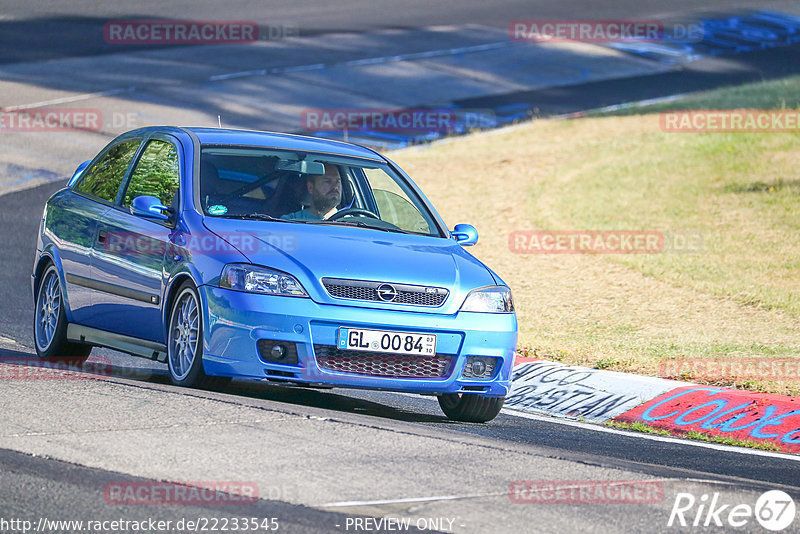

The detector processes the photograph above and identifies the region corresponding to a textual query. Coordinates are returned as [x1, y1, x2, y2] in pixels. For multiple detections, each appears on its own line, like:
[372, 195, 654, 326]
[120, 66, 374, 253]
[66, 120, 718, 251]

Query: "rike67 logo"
[668, 490, 796, 531]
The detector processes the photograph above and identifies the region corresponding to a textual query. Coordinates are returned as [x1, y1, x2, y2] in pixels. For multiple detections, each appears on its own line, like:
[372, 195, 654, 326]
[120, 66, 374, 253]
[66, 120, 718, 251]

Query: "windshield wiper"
[313, 219, 412, 234]
[222, 213, 308, 223]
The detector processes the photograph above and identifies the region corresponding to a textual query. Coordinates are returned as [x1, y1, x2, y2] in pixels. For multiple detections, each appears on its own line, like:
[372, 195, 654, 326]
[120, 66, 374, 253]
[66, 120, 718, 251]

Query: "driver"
[282, 163, 341, 220]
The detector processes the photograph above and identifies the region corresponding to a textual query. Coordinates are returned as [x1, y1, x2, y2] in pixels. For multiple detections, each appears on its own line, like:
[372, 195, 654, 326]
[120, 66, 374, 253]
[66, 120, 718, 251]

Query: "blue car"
[32, 127, 517, 422]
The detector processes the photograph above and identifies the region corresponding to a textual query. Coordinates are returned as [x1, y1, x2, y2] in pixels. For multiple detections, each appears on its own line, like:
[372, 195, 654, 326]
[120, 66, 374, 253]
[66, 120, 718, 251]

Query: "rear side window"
[122, 139, 180, 208]
[75, 139, 141, 203]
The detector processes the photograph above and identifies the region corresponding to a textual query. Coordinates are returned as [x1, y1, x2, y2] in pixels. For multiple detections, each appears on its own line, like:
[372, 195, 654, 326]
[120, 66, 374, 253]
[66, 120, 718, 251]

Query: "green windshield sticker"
[208, 205, 228, 215]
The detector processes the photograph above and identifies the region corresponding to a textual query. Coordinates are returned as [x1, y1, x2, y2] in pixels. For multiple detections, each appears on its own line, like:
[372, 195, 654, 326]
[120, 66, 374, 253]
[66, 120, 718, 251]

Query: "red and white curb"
[507, 358, 800, 454]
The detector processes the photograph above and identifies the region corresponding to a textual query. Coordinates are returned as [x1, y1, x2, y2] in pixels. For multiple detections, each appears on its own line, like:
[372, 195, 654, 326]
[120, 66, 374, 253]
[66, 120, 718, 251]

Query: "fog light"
[257, 340, 299, 365]
[271, 345, 286, 360]
[463, 356, 497, 379]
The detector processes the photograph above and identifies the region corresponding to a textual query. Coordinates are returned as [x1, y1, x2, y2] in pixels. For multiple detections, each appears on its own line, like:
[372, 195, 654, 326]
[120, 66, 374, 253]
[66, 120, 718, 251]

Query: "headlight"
[460, 286, 514, 313]
[220, 264, 308, 297]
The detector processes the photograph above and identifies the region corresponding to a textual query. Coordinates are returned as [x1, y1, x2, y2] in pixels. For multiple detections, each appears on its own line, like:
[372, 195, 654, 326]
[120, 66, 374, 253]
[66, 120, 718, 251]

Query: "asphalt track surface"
[2, 1, 800, 533]
[455, 43, 800, 115]
[3, 184, 800, 533]
[0, 0, 795, 64]
[0, 447, 382, 534]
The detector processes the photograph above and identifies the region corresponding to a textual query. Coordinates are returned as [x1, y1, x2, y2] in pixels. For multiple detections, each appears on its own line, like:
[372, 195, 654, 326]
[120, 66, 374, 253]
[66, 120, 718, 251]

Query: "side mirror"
[451, 223, 478, 246]
[67, 160, 91, 187]
[131, 195, 169, 221]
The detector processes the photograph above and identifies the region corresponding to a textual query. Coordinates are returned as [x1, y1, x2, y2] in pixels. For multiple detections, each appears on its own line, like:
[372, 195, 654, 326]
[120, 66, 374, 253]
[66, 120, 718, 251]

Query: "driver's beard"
[312, 193, 338, 214]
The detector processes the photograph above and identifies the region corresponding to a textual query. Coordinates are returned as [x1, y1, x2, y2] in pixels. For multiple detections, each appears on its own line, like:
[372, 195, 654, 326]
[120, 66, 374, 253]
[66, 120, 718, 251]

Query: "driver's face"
[308, 166, 342, 212]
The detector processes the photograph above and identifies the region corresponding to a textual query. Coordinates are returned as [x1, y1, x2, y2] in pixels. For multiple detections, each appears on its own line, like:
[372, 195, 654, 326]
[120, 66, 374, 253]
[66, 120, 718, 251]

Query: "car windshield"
[199, 146, 440, 236]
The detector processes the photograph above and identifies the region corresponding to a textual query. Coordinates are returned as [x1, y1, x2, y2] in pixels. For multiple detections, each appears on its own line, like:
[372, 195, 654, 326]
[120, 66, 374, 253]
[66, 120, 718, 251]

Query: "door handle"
[97, 229, 107, 244]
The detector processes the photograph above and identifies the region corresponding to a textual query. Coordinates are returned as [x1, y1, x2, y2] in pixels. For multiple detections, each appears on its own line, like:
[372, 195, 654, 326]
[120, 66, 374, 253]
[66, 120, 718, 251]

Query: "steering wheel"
[327, 208, 380, 221]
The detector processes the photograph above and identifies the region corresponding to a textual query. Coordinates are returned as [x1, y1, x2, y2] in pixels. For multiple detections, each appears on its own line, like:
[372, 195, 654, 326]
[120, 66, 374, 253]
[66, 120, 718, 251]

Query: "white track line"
[319, 477, 776, 510]
[551, 92, 695, 119]
[374, 392, 798, 460]
[1, 87, 136, 112]
[208, 41, 511, 81]
[320, 493, 496, 508]
[502, 408, 800, 462]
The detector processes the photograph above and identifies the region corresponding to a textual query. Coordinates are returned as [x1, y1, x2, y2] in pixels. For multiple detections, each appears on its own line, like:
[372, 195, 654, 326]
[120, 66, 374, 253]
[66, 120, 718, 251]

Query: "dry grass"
[392, 109, 800, 396]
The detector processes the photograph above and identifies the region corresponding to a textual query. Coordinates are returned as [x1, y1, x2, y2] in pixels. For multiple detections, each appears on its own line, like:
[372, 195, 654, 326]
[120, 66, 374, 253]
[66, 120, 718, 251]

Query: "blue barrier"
[605, 10, 800, 63]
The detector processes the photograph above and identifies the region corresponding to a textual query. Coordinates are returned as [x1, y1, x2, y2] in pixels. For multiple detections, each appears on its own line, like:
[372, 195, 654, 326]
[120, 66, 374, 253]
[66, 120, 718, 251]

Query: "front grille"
[322, 278, 448, 307]
[314, 345, 453, 378]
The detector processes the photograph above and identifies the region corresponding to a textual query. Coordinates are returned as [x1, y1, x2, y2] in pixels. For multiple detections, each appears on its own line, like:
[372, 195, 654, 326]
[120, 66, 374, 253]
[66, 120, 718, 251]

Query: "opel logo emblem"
[376, 283, 398, 302]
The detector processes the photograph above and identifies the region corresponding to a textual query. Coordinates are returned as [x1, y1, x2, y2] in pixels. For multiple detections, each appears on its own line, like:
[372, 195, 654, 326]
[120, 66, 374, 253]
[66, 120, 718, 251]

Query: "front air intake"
[314, 345, 453, 378]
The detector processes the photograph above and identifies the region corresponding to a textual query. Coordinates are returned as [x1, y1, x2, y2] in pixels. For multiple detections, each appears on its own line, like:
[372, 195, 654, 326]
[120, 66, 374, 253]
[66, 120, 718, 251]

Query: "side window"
[363, 168, 432, 234]
[122, 139, 180, 208]
[75, 139, 141, 203]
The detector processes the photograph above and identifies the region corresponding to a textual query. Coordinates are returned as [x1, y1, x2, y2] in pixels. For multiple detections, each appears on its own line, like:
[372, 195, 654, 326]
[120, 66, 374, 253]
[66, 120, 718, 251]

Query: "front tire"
[438, 393, 505, 423]
[33, 264, 91, 362]
[167, 282, 230, 390]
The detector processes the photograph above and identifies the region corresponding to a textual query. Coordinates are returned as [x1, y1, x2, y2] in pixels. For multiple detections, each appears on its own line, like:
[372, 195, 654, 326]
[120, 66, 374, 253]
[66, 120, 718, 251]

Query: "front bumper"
[200, 286, 517, 397]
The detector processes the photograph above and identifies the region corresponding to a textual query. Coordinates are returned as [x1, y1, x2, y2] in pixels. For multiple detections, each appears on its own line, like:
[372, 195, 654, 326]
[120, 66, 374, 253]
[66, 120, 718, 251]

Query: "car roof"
[140, 126, 384, 161]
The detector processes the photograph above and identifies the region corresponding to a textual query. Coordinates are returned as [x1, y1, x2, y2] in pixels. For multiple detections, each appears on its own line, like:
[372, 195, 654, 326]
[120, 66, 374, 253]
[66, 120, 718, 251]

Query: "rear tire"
[438, 393, 504, 423]
[33, 264, 91, 362]
[167, 281, 230, 390]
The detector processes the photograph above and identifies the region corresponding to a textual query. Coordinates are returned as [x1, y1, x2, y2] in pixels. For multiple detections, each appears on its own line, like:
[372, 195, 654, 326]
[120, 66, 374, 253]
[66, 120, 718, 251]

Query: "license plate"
[337, 328, 437, 356]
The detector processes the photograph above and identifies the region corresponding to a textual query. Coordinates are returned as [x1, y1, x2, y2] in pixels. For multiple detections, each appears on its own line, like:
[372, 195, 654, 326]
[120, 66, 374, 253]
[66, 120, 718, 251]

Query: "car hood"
[202, 218, 497, 313]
